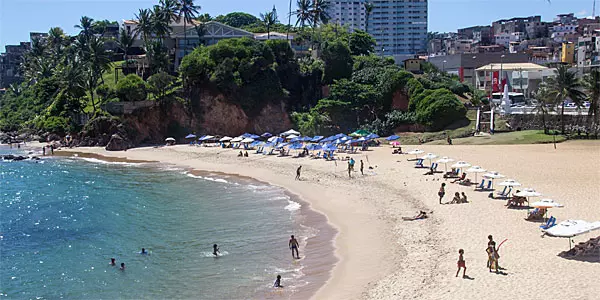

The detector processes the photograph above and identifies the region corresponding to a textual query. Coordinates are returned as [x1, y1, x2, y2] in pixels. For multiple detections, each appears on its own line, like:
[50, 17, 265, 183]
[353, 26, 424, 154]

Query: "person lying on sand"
[238, 151, 243, 157]
[451, 173, 466, 183]
[402, 211, 428, 221]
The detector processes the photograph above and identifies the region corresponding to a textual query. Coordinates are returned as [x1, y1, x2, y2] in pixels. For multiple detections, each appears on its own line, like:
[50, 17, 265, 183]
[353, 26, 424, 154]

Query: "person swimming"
[120, 263, 125, 270]
[141, 248, 148, 255]
[110, 258, 116, 266]
[213, 244, 220, 256]
[273, 275, 283, 288]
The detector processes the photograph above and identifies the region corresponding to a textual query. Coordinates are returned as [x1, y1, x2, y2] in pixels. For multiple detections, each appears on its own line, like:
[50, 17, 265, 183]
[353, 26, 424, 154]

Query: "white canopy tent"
[281, 129, 300, 136]
[219, 136, 233, 142]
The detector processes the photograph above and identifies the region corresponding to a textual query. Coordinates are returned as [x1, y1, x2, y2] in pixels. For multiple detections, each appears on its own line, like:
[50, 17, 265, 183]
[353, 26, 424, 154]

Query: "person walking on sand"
[456, 249, 467, 278]
[360, 160, 364, 175]
[295, 165, 302, 180]
[347, 161, 352, 178]
[289, 235, 300, 259]
[438, 183, 446, 204]
[487, 235, 500, 273]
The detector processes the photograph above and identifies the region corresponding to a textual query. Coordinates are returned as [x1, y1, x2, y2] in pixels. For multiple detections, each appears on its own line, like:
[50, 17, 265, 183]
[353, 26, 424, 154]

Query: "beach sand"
[52, 140, 600, 300]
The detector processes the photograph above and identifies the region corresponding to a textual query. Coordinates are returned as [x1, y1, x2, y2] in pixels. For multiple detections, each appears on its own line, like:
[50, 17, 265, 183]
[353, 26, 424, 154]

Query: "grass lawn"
[102, 60, 125, 90]
[395, 110, 477, 145]
[425, 130, 567, 145]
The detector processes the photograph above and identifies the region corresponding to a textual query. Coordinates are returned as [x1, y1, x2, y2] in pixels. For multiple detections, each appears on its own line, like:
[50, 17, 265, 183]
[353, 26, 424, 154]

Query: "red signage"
[459, 67, 464, 82]
[492, 71, 500, 92]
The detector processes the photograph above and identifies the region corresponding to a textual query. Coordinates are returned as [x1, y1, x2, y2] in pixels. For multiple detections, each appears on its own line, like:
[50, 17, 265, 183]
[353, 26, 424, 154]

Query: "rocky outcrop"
[105, 134, 132, 151]
[1, 155, 39, 161]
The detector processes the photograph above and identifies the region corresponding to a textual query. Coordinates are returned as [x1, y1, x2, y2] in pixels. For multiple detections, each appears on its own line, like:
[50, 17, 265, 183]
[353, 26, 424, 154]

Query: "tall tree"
[75, 16, 95, 41]
[545, 65, 586, 133]
[117, 28, 135, 70]
[160, 0, 181, 23]
[294, 0, 313, 31]
[260, 11, 277, 39]
[532, 86, 556, 134]
[583, 69, 600, 125]
[151, 4, 172, 42]
[310, 0, 330, 46]
[85, 36, 112, 113]
[135, 8, 154, 44]
[364, 2, 373, 33]
[177, 0, 201, 57]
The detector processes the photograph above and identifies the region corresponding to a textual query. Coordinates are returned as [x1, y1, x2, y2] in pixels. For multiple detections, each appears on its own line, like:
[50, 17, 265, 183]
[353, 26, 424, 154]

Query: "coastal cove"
[0, 145, 335, 299]
[50, 141, 600, 300]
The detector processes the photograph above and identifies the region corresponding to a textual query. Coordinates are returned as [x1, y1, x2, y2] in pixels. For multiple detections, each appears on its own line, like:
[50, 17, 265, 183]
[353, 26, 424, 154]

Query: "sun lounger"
[475, 179, 485, 189]
[496, 186, 512, 198]
[414, 159, 424, 168]
[540, 216, 556, 230]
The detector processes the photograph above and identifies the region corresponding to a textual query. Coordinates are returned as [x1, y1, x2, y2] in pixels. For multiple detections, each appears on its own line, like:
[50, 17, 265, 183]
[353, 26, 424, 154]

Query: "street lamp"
[472, 56, 477, 87]
[443, 60, 447, 72]
[500, 54, 506, 90]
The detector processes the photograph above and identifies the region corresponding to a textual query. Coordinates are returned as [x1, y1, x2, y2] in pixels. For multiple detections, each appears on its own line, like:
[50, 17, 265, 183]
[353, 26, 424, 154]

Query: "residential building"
[577, 35, 600, 71]
[550, 24, 578, 42]
[526, 46, 560, 64]
[494, 32, 524, 48]
[475, 62, 554, 98]
[427, 38, 443, 55]
[123, 19, 254, 69]
[328, 0, 428, 58]
[554, 13, 577, 25]
[457, 25, 492, 44]
[446, 39, 474, 55]
[0, 42, 30, 88]
[254, 32, 294, 41]
[403, 57, 424, 73]
[525, 20, 549, 39]
[492, 16, 541, 35]
[474, 44, 506, 53]
[561, 42, 575, 64]
[428, 53, 529, 87]
[329, 0, 367, 32]
[29, 32, 48, 42]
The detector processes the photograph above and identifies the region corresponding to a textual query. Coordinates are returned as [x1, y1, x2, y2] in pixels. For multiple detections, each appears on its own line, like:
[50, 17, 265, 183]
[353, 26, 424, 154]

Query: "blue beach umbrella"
[185, 134, 197, 139]
[366, 133, 380, 140]
[311, 136, 324, 142]
[261, 132, 273, 138]
[386, 135, 400, 141]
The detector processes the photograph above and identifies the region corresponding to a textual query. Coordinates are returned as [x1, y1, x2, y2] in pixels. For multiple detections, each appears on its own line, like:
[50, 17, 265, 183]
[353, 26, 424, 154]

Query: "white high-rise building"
[327, 0, 428, 57]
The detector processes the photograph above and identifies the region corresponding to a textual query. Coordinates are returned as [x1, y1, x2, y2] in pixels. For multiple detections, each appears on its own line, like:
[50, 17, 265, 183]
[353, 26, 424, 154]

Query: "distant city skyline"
[0, 0, 593, 52]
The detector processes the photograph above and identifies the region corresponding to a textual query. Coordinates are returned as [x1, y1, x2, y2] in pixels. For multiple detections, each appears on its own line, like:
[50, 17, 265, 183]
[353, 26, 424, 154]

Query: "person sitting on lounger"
[526, 208, 546, 220]
[506, 192, 526, 207]
[451, 173, 466, 183]
[402, 211, 428, 221]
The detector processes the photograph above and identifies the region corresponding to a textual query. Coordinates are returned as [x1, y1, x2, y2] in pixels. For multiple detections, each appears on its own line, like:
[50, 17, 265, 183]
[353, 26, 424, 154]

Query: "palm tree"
[260, 11, 277, 39]
[310, 0, 330, 46]
[583, 69, 600, 125]
[85, 36, 112, 112]
[364, 2, 373, 33]
[117, 28, 135, 70]
[151, 5, 171, 42]
[48, 27, 67, 60]
[75, 16, 95, 41]
[532, 86, 556, 134]
[160, 0, 181, 22]
[135, 8, 154, 44]
[294, 0, 313, 30]
[177, 0, 201, 56]
[545, 65, 586, 133]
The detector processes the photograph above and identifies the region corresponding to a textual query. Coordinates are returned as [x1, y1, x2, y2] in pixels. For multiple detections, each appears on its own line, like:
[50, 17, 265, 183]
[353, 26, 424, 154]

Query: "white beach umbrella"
[466, 166, 487, 183]
[281, 129, 300, 136]
[231, 136, 244, 142]
[482, 171, 505, 189]
[436, 157, 454, 172]
[515, 188, 542, 198]
[219, 136, 232, 142]
[420, 153, 438, 166]
[407, 149, 424, 160]
[543, 220, 600, 250]
[286, 134, 299, 139]
[531, 199, 564, 208]
[451, 161, 471, 170]
[165, 137, 175, 142]
[498, 179, 522, 187]
[241, 137, 255, 143]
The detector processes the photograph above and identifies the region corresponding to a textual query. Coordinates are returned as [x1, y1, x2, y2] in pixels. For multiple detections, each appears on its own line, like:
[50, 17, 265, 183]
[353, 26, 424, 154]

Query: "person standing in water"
[289, 235, 300, 259]
[141, 248, 148, 255]
[109, 258, 116, 266]
[213, 244, 220, 256]
[295, 165, 302, 180]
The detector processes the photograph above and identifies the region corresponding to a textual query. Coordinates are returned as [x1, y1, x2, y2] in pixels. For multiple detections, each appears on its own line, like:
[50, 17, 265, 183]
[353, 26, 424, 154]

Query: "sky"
[0, 0, 595, 52]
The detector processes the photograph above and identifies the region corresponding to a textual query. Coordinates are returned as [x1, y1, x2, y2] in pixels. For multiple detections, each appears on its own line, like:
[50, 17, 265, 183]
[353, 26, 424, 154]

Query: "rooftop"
[476, 62, 549, 71]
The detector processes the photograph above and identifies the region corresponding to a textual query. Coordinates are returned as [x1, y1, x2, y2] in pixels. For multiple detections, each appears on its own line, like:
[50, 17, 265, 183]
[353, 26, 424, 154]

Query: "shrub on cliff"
[321, 40, 353, 84]
[116, 74, 147, 102]
[415, 88, 467, 130]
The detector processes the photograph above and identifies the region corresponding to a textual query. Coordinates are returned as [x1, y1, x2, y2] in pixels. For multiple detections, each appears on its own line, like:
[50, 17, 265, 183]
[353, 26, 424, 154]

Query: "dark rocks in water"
[2, 155, 28, 161]
[105, 134, 132, 151]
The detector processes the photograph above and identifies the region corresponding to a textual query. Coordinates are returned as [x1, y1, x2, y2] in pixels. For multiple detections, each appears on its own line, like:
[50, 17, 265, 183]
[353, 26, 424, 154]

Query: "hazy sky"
[0, 0, 594, 51]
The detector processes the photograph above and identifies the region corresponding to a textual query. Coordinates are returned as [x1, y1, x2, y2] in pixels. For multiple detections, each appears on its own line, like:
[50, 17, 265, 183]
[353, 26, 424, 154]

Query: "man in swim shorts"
[289, 235, 300, 259]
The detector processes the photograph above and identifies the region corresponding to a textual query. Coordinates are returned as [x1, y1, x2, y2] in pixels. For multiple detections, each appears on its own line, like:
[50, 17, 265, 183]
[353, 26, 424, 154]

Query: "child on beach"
[438, 183, 446, 204]
[456, 249, 466, 278]
[273, 275, 283, 288]
[295, 166, 302, 180]
[487, 235, 500, 273]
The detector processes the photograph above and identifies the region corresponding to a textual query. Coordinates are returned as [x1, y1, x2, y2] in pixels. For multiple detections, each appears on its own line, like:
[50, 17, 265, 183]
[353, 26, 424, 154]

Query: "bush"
[147, 72, 175, 100]
[96, 84, 115, 104]
[37, 116, 72, 135]
[116, 74, 147, 102]
[322, 40, 353, 84]
[415, 89, 467, 130]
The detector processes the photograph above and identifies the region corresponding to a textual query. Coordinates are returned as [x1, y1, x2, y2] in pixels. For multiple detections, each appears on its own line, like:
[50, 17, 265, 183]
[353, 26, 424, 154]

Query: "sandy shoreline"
[26, 140, 600, 299]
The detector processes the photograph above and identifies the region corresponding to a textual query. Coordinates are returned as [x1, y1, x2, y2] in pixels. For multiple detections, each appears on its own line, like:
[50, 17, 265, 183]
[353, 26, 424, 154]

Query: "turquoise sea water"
[0, 146, 315, 299]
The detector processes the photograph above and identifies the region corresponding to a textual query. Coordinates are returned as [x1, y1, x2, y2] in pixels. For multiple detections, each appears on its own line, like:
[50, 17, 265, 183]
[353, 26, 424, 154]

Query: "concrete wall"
[103, 101, 155, 115]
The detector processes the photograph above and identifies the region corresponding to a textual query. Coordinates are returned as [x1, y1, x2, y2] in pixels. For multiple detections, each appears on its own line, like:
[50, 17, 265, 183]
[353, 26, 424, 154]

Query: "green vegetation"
[116, 74, 148, 102]
[424, 130, 567, 145]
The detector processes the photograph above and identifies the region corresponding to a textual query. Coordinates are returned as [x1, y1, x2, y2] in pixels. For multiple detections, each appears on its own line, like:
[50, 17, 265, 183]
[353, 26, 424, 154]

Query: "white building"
[329, 0, 366, 31]
[494, 32, 524, 48]
[550, 24, 578, 42]
[475, 62, 555, 98]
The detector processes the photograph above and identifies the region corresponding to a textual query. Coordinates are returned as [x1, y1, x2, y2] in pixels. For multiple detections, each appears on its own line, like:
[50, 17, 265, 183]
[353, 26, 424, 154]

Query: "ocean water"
[0, 146, 315, 299]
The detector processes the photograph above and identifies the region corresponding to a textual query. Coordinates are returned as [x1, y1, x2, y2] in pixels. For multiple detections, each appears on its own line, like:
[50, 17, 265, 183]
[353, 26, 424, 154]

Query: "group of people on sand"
[454, 234, 504, 278]
[238, 151, 249, 157]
